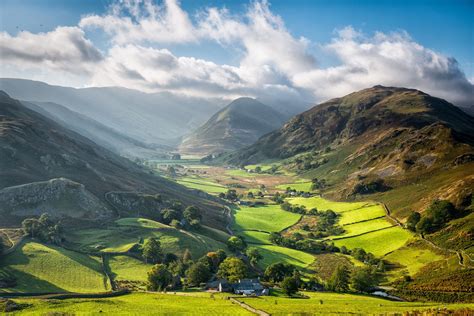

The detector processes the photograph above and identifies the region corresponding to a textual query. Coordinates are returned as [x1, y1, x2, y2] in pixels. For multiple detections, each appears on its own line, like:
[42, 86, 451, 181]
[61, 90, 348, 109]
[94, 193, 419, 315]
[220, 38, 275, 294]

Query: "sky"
[0, 0, 473, 106]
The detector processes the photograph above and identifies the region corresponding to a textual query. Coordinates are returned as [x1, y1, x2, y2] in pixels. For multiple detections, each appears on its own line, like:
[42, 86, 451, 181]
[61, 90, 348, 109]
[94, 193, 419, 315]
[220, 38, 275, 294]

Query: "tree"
[227, 236, 246, 252]
[264, 262, 295, 283]
[160, 209, 180, 225]
[186, 262, 211, 286]
[217, 257, 247, 282]
[225, 189, 238, 200]
[327, 265, 350, 292]
[147, 264, 172, 291]
[350, 267, 378, 293]
[416, 216, 434, 234]
[406, 212, 421, 232]
[143, 238, 162, 264]
[281, 276, 299, 296]
[255, 166, 262, 173]
[183, 206, 202, 228]
[215, 249, 227, 263]
[245, 247, 263, 266]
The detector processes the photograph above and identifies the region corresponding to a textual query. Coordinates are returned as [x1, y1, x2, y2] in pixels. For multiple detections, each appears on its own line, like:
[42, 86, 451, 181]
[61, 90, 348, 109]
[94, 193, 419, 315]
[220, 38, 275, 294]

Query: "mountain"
[22, 100, 169, 159]
[226, 86, 474, 218]
[0, 78, 225, 155]
[0, 91, 225, 229]
[179, 97, 287, 155]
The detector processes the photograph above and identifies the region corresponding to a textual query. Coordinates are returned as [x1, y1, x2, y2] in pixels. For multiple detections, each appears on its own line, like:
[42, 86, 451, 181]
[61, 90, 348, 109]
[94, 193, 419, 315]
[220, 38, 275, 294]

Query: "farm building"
[206, 279, 268, 296]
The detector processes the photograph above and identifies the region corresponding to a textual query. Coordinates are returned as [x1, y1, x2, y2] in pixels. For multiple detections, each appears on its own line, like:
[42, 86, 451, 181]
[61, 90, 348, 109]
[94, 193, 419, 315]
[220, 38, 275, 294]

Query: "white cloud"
[293, 26, 474, 106]
[0, 27, 102, 74]
[79, 0, 196, 44]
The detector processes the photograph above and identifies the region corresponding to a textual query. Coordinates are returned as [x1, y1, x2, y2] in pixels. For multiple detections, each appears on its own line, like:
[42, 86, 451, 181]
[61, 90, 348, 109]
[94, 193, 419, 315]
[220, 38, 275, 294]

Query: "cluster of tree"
[226, 236, 263, 267]
[352, 178, 390, 195]
[406, 200, 460, 234]
[219, 189, 238, 201]
[263, 263, 316, 296]
[269, 232, 339, 254]
[293, 152, 329, 171]
[340, 247, 385, 271]
[310, 178, 327, 191]
[327, 264, 379, 293]
[21, 213, 63, 245]
[280, 202, 307, 214]
[154, 205, 202, 230]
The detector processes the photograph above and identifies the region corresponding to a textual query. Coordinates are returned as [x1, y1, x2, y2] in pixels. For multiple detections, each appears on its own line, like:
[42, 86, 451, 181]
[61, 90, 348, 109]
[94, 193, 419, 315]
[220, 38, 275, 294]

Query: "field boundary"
[329, 225, 395, 241]
[230, 297, 270, 316]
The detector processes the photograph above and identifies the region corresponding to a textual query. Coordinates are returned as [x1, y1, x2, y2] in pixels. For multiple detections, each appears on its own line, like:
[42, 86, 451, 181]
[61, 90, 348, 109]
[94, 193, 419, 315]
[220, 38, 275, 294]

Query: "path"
[229, 297, 270, 316]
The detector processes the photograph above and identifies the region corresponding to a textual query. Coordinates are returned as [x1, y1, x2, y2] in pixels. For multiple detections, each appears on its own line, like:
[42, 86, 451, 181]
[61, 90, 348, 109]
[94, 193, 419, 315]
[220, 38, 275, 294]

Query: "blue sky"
[0, 0, 473, 105]
[1, 0, 472, 75]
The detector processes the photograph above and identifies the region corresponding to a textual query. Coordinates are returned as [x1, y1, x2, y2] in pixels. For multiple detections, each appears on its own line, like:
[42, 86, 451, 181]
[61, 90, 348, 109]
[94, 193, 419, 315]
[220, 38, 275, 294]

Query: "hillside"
[0, 78, 224, 153]
[0, 91, 225, 229]
[225, 86, 474, 218]
[23, 100, 168, 159]
[180, 97, 286, 155]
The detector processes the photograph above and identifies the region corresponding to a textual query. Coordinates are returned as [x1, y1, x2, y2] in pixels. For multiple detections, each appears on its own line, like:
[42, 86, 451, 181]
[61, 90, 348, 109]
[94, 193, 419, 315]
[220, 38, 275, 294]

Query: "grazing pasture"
[333, 226, 412, 257]
[240, 291, 474, 315]
[275, 181, 313, 192]
[287, 196, 369, 213]
[255, 245, 315, 269]
[0, 241, 108, 293]
[340, 218, 393, 237]
[232, 205, 301, 233]
[108, 255, 151, 284]
[176, 176, 227, 194]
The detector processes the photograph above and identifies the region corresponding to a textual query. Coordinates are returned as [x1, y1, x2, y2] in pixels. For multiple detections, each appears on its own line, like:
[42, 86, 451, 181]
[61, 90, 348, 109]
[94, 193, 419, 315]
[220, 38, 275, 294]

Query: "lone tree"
[147, 264, 172, 291]
[281, 276, 299, 296]
[350, 267, 378, 293]
[217, 257, 247, 282]
[406, 211, 421, 232]
[245, 247, 263, 266]
[186, 262, 211, 286]
[264, 262, 295, 283]
[227, 236, 246, 253]
[327, 264, 350, 292]
[183, 206, 202, 228]
[143, 238, 162, 264]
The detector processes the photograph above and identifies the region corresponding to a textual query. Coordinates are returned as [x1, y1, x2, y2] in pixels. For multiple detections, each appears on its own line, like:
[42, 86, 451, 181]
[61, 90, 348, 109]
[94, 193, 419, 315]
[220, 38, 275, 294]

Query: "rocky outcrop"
[0, 178, 113, 220]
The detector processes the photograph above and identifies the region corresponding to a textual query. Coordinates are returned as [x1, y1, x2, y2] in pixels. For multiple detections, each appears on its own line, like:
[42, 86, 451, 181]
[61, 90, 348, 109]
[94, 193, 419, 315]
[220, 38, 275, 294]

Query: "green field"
[287, 196, 369, 213]
[384, 244, 445, 280]
[240, 291, 474, 315]
[0, 241, 108, 293]
[68, 218, 226, 259]
[275, 181, 313, 192]
[108, 255, 152, 283]
[256, 245, 315, 269]
[226, 169, 270, 178]
[340, 218, 393, 237]
[338, 204, 386, 225]
[333, 226, 413, 257]
[245, 164, 274, 172]
[239, 230, 272, 245]
[176, 176, 227, 194]
[10, 292, 252, 315]
[232, 205, 301, 233]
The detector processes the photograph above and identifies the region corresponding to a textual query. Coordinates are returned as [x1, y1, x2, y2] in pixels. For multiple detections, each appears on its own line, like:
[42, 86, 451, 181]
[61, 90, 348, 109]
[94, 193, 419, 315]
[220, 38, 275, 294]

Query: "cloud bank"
[1, 0, 472, 107]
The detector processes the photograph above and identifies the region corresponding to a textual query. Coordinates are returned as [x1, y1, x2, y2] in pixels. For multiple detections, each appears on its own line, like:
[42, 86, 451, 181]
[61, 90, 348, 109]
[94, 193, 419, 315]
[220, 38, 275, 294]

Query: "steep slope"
[226, 86, 474, 217]
[0, 78, 224, 151]
[180, 97, 286, 155]
[0, 92, 225, 229]
[22, 101, 168, 158]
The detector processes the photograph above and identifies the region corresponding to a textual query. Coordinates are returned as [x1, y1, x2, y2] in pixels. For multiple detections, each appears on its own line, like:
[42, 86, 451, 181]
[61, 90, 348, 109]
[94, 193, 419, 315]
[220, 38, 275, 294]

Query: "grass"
[108, 255, 152, 283]
[256, 245, 315, 269]
[337, 204, 386, 225]
[275, 181, 313, 192]
[239, 231, 272, 245]
[11, 292, 253, 315]
[68, 218, 226, 259]
[0, 241, 108, 293]
[225, 169, 257, 178]
[333, 226, 413, 257]
[176, 176, 227, 194]
[245, 164, 274, 172]
[232, 205, 301, 233]
[340, 218, 393, 237]
[384, 243, 445, 280]
[287, 196, 369, 213]
[239, 291, 474, 315]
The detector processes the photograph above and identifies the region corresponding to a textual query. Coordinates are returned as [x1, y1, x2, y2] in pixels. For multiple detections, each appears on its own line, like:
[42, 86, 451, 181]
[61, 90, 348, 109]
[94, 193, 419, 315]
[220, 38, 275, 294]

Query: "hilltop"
[179, 97, 287, 155]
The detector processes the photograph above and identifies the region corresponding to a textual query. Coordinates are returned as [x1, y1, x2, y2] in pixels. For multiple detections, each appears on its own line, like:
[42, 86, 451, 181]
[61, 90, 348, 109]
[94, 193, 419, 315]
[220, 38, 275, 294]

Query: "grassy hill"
[180, 97, 286, 155]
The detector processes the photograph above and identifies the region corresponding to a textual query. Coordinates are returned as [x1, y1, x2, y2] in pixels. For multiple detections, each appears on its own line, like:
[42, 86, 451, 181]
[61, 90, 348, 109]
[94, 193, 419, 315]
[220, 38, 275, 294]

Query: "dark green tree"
[245, 247, 263, 266]
[406, 212, 421, 232]
[227, 236, 246, 252]
[143, 238, 162, 264]
[186, 262, 211, 286]
[281, 276, 299, 296]
[147, 264, 172, 291]
[183, 206, 202, 228]
[264, 262, 295, 283]
[327, 265, 350, 292]
[350, 267, 378, 293]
